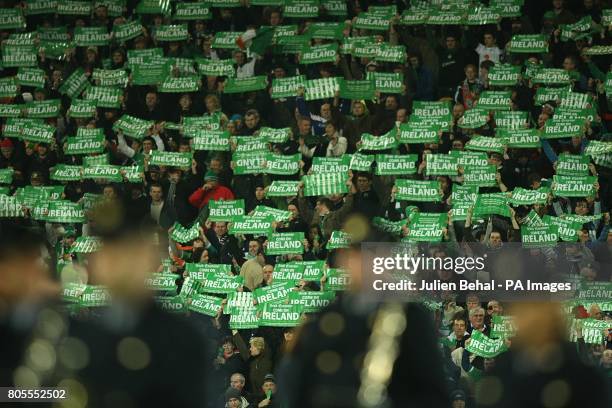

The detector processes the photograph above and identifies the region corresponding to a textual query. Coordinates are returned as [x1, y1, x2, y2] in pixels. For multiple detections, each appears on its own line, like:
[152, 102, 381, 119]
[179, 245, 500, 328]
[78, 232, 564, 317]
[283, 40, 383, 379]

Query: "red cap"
[0, 138, 13, 148]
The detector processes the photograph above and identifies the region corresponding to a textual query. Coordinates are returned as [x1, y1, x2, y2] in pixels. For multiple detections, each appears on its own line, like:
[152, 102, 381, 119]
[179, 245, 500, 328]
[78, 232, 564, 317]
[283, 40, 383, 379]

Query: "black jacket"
[276, 296, 449, 408]
[205, 230, 244, 266]
[66, 303, 211, 408]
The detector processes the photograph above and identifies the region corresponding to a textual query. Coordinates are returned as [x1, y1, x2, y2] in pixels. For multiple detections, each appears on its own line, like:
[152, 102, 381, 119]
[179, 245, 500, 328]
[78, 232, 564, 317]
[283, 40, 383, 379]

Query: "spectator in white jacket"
[324, 122, 347, 157]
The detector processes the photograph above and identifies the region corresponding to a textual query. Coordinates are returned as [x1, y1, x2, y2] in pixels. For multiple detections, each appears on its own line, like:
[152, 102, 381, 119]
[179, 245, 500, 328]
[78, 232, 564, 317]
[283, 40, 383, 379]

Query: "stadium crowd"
[0, 0, 611, 407]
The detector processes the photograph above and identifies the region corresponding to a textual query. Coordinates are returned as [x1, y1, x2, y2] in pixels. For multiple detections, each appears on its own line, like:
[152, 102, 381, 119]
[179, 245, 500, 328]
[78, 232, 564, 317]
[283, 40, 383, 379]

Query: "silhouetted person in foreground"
[61, 202, 211, 408]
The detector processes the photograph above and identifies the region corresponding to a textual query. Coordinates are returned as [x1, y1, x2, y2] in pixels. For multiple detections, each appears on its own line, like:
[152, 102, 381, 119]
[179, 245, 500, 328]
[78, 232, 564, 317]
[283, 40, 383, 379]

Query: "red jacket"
[188, 185, 235, 209]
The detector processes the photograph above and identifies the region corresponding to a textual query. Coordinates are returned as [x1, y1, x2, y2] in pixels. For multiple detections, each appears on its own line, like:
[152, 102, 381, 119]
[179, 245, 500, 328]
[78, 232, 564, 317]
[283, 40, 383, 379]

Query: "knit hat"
[263, 374, 276, 383]
[225, 387, 241, 402]
[204, 171, 219, 182]
[0, 139, 13, 148]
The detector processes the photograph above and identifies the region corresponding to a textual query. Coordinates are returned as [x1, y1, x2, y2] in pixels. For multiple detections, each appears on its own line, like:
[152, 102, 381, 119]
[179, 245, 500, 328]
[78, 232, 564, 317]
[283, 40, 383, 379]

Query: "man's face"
[385, 96, 397, 110]
[315, 200, 329, 215]
[396, 108, 407, 123]
[270, 11, 281, 26]
[356, 176, 371, 192]
[0, 146, 12, 158]
[145, 93, 157, 109]
[112, 52, 123, 64]
[484, 358, 496, 371]
[320, 103, 331, 119]
[214, 222, 228, 236]
[205, 96, 217, 112]
[210, 159, 222, 173]
[103, 186, 116, 199]
[228, 398, 240, 408]
[248, 240, 260, 257]
[244, 114, 258, 129]
[479, 67, 489, 80]
[483, 34, 495, 47]
[255, 187, 265, 200]
[537, 113, 549, 127]
[143, 140, 154, 153]
[488, 156, 501, 167]
[205, 179, 219, 191]
[563, 57, 575, 71]
[94, 6, 108, 19]
[489, 232, 502, 247]
[233, 51, 245, 65]
[261, 381, 276, 394]
[150, 186, 162, 202]
[179, 95, 191, 109]
[168, 170, 181, 183]
[470, 310, 485, 328]
[452, 401, 465, 408]
[263, 265, 273, 281]
[453, 320, 466, 337]
[36, 145, 48, 156]
[465, 66, 476, 81]
[437, 176, 449, 192]
[452, 104, 465, 119]
[298, 119, 311, 135]
[230, 375, 244, 390]
[602, 349, 612, 366]
[466, 297, 479, 310]
[446, 37, 457, 49]
[577, 229, 590, 242]
[177, 142, 189, 153]
[30, 174, 43, 186]
[273, 67, 286, 78]
[553, 0, 563, 9]
[409, 56, 419, 68]
[287, 204, 298, 218]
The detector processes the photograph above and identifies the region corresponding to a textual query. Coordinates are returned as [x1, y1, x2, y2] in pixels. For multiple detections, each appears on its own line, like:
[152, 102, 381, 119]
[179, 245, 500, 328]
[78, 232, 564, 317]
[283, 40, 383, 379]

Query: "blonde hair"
[204, 94, 220, 110]
[249, 337, 265, 352]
